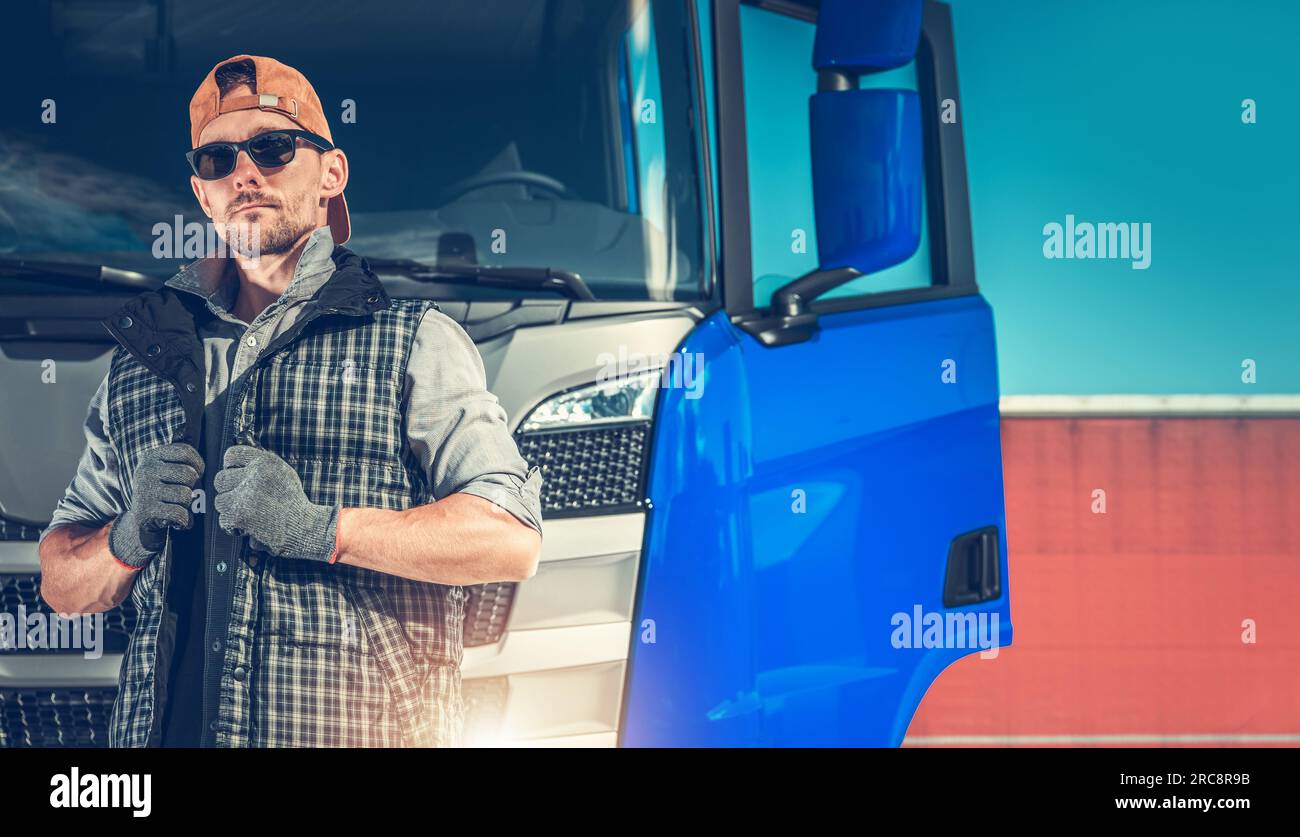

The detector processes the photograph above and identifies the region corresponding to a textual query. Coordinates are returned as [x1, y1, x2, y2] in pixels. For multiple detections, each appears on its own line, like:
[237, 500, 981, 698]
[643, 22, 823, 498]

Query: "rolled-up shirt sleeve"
[403, 307, 543, 536]
[38, 369, 128, 546]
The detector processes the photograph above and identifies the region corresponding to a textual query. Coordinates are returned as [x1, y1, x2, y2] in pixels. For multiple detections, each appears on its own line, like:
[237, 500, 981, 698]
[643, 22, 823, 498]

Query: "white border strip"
[905, 733, 1300, 745]
[1000, 395, 1300, 417]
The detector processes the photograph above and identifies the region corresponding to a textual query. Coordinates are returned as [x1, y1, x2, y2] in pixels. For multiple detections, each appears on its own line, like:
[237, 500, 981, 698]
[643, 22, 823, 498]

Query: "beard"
[222, 193, 316, 257]
[250, 209, 314, 255]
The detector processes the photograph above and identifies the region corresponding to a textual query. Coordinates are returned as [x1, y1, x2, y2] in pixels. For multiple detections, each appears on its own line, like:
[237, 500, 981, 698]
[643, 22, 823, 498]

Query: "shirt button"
[209, 721, 218, 731]
[233, 666, 247, 681]
[211, 640, 222, 653]
[245, 334, 257, 347]
[146, 343, 161, 357]
[185, 381, 196, 392]
[116, 315, 133, 329]
[216, 561, 227, 573]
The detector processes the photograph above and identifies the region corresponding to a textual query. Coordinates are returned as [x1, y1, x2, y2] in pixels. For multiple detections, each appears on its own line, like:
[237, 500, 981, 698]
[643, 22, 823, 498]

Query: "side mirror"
[810, 0, 923, 274]
[810, 88, 922, 273]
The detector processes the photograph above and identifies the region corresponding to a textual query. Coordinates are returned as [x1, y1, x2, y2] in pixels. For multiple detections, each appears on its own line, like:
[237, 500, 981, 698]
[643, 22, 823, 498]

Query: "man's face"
[190, 87, 344, 256]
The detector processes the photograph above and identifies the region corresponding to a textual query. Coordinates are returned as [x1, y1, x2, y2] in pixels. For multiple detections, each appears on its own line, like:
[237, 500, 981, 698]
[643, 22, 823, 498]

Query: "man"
[37, 55, 544, 748]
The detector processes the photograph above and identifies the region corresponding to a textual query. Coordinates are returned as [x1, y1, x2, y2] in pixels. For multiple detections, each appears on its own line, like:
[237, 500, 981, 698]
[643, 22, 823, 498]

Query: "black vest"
[102, 247, 464, 747]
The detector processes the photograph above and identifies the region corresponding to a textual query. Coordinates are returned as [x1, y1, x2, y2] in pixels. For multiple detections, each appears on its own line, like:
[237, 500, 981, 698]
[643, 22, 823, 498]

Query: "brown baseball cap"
[189, 54, 349, 245]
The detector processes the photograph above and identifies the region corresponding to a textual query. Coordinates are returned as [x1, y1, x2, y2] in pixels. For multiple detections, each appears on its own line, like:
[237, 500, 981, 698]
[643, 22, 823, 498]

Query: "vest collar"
[163, 224, 339, 314]
[102, 244, 391, 360]
[99, 244, 392, 448]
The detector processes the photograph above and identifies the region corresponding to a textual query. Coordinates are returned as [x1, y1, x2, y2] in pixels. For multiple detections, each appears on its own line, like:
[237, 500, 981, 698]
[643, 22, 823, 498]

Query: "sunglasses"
[185, 129, 334, 180]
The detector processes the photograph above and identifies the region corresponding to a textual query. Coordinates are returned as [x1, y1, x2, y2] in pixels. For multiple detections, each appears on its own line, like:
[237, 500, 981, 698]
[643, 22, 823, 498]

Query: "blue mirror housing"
[814, 0, 923, 73]
[810, 87, 923, 273]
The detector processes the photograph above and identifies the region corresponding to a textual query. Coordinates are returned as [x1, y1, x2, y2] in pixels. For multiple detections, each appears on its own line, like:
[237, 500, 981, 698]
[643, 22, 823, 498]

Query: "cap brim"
[328, 192, 350, 245]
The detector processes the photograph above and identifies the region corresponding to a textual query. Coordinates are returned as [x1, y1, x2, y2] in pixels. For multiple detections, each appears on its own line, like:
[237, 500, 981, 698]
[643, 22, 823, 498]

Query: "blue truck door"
[621, 0, 1013, 747]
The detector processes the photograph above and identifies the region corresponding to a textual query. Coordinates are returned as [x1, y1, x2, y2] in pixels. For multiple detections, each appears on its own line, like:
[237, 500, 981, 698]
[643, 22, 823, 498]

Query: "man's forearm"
[38, 521, 138, 614]
[333, 493, 542, 585]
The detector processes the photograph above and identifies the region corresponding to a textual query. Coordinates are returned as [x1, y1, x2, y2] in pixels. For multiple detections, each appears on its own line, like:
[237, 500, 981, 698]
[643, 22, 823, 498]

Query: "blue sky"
[947, 0, 1299, 393]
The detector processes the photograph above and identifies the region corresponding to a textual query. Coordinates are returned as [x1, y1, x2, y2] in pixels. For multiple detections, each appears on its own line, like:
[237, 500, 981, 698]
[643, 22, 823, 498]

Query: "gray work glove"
[213, 444, 340, 563]
[108, 442, 205, 570]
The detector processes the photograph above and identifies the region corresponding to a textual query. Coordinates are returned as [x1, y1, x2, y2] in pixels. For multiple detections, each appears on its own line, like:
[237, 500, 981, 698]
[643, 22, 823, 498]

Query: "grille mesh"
[0, 575, 137, 654]
[0, 517, 42, 542]
[515, 422, 649, 516]
[462, 582, 516, 647]
[0, 688, 117, 747]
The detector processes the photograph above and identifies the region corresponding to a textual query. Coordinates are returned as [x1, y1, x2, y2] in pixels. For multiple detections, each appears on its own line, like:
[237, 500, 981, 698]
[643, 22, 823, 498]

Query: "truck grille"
[0, 517, 42, 541]
[463, 582, 515, 647]
[0, 574, 137, 654]
[515, 422, 649, 517]
[0, 688, 117, 747]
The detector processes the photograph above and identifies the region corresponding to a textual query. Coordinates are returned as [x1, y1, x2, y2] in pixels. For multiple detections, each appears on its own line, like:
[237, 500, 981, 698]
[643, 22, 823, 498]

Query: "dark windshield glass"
[0, 0, 708, 301]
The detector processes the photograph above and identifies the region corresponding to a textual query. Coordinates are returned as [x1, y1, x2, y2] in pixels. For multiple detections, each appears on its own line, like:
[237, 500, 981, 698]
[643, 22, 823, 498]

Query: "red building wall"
[905, 417, 1300, 746]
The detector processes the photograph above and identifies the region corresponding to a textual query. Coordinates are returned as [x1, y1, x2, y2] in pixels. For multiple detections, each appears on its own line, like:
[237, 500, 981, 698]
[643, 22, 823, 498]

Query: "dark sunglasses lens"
[248, 132, 297, 167]
[193, 146, 236, 179]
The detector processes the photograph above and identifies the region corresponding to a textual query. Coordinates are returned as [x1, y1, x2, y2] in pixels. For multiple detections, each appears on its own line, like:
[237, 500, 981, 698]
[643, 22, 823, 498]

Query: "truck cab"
[0, 0, 1011, 747]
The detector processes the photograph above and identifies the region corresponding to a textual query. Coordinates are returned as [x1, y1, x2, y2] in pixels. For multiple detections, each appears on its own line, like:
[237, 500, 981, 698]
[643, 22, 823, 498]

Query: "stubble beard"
[224, 195, 316, 258]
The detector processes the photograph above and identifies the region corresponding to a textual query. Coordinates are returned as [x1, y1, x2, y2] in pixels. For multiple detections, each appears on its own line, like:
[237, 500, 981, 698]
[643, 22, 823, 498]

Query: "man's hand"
[213, 444, 340, 562]
[108, 442, 204, 570]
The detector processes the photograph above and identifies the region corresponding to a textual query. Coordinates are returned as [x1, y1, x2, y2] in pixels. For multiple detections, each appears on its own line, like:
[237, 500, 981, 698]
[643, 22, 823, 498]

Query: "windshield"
[0, 0, 708, 302]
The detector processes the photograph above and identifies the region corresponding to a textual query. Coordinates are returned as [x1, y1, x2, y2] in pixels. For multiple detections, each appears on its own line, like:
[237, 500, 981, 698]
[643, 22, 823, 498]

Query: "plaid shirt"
[41, 227, 542, 746]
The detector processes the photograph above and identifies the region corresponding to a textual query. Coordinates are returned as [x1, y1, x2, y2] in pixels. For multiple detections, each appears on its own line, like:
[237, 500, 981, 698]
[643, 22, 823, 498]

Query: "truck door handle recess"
[942, 526, 1001, 607]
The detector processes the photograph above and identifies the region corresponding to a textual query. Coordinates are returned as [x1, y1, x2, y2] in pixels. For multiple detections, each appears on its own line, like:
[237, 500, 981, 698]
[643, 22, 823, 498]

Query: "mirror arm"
[770, 266, 864, 318]
[735, 266, 863, 348]
[818, 68, 857, 92]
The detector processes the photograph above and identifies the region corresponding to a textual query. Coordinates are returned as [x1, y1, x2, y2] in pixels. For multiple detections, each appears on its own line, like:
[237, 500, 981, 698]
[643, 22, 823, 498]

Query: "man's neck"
[228, 229, 317, 325]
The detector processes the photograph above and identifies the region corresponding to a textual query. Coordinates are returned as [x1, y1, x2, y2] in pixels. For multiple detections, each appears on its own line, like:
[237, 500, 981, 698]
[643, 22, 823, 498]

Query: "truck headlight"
[514, 369, 661, 517]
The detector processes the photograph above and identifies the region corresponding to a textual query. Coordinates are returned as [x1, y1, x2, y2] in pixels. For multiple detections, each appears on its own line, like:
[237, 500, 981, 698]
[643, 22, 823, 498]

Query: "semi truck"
[0, 0, 1012, 747]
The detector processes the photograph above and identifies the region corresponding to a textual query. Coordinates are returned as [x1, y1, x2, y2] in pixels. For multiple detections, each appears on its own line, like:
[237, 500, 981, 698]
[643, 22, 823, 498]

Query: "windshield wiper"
[362, 257, 595, 301]
[0, 257, 159, 290]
